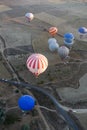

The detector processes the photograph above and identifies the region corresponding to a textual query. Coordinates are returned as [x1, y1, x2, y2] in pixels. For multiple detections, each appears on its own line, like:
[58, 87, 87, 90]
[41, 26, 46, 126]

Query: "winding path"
[0, 33, 85, 130]
[0, 78, 84, 130]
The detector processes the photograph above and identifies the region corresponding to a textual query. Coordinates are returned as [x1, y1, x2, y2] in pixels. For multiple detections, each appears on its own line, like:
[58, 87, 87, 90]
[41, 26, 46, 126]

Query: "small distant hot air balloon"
[49, 27, 58, 36]
[26, 53, 48, 77]
[25, 13, 34, 22]
[78, 27, 87, 34]
[64, 33, 74, 49]
[78, 27, 87, 39]
[64, 40, 74, 48]
[18, 95, 35, 111]
[64, 33, 74, 40]
[49, 42, 59, 52]
[58, 46, 69, 60]
[48, 38, 57, 45]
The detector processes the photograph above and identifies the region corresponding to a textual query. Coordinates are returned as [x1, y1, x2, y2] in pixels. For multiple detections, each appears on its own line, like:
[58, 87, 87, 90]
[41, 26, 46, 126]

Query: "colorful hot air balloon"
[26, 53, 48, 77]
[49, 42, 59, 52]
[48, 38, 57, 45]
[18, 95, 35, 111]
[25, 13, 34, 22]
[49, 27, 58, 36]
[58, 46, 69, 59]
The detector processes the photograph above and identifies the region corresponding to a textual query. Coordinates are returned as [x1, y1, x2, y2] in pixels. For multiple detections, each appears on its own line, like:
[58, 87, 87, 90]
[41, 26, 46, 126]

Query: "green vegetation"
[4, 114, 21, 125]
[21, 124, 30, 130]
[0, 108, 6, 124]
[16, 64, 26, 71]
[37, 80, 44, 85]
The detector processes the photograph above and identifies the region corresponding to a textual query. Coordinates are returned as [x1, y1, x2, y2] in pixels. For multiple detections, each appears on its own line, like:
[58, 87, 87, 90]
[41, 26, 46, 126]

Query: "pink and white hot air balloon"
[26, 53, 48, 77]
[25, 13, 34, 22]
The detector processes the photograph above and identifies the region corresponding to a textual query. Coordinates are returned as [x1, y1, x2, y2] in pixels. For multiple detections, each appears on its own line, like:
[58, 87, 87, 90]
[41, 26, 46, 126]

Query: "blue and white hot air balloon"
[78, 27, 87, 38]
[48, 38, 57, 45]
[18, 95, 35, 111]
[64, 33, 74, 40]
[78, 27, 87, 34]
[58, 46, 69, 59]
[49, 42, 59, 52]
[64, 40, 74, 48]
[64, 33, 74, 48]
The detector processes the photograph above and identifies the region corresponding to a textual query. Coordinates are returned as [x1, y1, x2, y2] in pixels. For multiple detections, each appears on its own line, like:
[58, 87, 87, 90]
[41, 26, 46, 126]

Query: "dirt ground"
[0, 0, 87, 129]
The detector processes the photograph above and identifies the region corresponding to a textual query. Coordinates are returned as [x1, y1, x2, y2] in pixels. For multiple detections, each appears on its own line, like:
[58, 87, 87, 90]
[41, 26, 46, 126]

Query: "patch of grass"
[37, 80, 44, 85]
[21, 124, 30, 130]
[4, 114, 21, 125]
[49, 76, 55, 81]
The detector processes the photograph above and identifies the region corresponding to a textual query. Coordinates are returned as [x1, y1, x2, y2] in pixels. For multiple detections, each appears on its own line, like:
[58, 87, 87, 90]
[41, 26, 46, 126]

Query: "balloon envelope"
[64, 40, 74, 47]
[64, 33, 74, 40]
[18, 95, 35, 111]
[58, 46, 69, 59]
[64, 38, 73, 43]
[48, 38, 57, 45]
[25, 13, 34, 21]
[78, 27, 87, 34]
[49, 27, 58, 36]
[49, 42, 59, 52]
[26, 53, 48, 77]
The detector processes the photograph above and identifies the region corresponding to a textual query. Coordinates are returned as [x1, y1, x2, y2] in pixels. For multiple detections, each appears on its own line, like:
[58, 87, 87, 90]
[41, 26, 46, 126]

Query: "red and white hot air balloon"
[48, 27, 58, 36]
[26, 53, 48, 77]
[25, 13, 34, 22]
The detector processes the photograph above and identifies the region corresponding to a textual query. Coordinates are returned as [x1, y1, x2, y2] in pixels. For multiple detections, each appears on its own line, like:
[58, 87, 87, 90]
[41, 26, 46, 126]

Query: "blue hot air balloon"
[64, 38, 73, 43]
[64, 40, 74, 48]
[78, 27, 87, 34]
[48, 38, 57, 45]
[49, 42, 59, 52]
[64, 33, 74, 40]
[18, 95, 35, 111]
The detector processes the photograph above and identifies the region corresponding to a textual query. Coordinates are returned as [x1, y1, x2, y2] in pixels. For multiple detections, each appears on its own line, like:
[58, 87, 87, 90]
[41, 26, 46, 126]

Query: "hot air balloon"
[49, 42, 59, 52]
[78, 27, 87, 34]
[48, 38, 57, 45]
[26, 53, 48, 77]
[78, 27, 87, 39]
[64, 33, 74, 40]
[25, 13, 34, 22]
[58, 46, 69, 59]
[64, 40, 74, 48]
[64, 38, 73, 43]
[49, 27, 58, 36]
[18, 95, 35, 111]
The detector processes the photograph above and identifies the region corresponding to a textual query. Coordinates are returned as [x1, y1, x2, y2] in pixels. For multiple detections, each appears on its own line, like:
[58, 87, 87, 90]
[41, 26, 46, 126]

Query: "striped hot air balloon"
[49, 27, 58, 36]
[25, 13, 34, 22]
[26, 53, 48, 77]
[58, 46, 69, 59]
